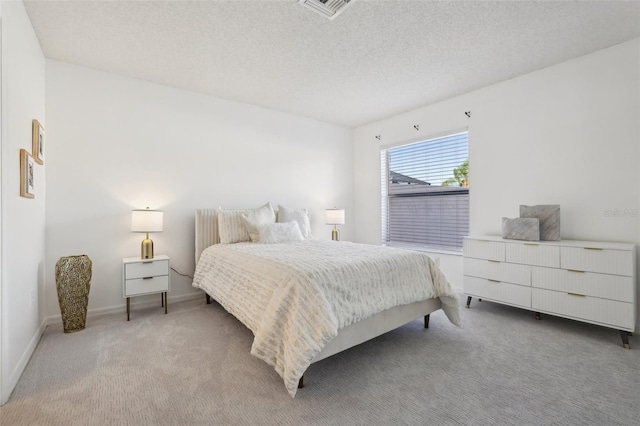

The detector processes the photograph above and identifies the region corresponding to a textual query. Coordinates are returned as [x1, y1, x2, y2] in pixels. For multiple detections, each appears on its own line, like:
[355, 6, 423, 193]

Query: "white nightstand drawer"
[125, 275, 169, 297]
[464, 276, 531, 308]
[464, 258, 531, 286]
[532, 288, 634, 330]
[560, 247, 633, 276]
[463, 238, 505, 261]
[532, 267, 633, 302]
[506, 242, 560, 267]
[126, 259, 169, 280]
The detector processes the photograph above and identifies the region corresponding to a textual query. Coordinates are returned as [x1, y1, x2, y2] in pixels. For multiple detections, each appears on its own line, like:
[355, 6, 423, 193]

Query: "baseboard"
[1, 318, 48, 406]
[44, 291, 203, 327]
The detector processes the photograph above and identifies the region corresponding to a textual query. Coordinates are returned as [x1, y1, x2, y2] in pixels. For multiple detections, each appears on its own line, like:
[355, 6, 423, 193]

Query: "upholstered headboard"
[195, 209, 219, 264]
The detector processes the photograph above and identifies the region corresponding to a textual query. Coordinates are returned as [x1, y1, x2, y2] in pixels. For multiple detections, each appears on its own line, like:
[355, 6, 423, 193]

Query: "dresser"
[463, 236, 636, 348]
[123, 255, 170, 321]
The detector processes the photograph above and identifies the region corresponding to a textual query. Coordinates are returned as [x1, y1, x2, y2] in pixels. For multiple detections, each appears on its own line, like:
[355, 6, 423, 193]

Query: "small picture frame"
[20, 149, 35, 198]
[32, 119, 44, 165]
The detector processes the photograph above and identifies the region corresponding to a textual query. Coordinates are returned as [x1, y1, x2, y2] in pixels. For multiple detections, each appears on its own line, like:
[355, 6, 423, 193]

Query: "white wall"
[1, 0, 46, 404]
[354, 39, 640, 303]
[45, 60, 354, 318]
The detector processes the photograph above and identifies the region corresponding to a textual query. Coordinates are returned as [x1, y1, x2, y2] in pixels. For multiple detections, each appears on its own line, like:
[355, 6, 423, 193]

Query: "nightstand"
[122, 255, 170, 321]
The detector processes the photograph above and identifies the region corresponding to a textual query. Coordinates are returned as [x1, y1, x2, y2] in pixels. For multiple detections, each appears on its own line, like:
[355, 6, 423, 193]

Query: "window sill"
[383, 242, 463, 256]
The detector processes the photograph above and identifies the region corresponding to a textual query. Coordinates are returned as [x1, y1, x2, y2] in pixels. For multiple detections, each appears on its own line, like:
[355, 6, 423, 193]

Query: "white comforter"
[192, 240, 460, 397]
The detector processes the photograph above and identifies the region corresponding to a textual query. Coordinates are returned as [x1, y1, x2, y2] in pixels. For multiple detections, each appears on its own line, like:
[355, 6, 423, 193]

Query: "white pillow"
[241, 204, 276, 242]
[277, 205, 312, 239]
[257, 222, 304, 244]
[218, 203, 274, 244]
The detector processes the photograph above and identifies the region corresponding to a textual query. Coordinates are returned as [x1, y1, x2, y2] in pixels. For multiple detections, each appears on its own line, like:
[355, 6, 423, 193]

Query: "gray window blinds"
[381, 132, 469, 252]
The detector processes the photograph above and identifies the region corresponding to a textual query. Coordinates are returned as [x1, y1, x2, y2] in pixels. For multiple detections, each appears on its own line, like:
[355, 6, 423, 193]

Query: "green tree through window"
[442, 159, 469, 187]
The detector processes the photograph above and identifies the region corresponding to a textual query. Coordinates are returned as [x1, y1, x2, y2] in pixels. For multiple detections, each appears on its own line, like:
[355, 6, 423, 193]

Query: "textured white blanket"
[193, 240, 460, 397]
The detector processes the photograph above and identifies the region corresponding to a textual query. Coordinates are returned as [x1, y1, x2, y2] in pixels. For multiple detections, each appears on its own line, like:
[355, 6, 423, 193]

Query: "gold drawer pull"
[568, 292, 586, 297]
[488, 260, 500, 263]
[142, 261, 153, 264]
[524, 243, 538, 246]
[584, 247, 603, 251]
[488, 279, 500, 283]
[567, 269, 585, 273]
[143, 276, 154, 280]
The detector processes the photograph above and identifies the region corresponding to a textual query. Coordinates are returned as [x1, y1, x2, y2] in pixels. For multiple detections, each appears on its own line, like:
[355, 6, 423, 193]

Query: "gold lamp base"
[331, 227, 340, 241]
[141, 233, 154, 259]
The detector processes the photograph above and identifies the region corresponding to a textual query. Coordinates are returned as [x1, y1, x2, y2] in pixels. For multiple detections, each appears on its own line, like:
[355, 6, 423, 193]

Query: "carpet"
[1, 296, 638, 425]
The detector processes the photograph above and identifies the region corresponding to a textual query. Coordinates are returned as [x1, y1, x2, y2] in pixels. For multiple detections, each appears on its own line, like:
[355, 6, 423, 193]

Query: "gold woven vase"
[55, 255, 92, 333]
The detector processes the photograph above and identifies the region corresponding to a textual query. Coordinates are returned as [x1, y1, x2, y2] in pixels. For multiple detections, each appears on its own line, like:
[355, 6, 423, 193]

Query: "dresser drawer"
[560, 247, 633, 276]
[531, 288, 634, 330]
[532, 267, 633, 302]
[125, 259, 169, 280]
[464, 258, 531, 286]
[464, 276, 531, 308]
[125, 275, 169, 297]
[463, 238, 505, 261]
[506, 242, 559, 267]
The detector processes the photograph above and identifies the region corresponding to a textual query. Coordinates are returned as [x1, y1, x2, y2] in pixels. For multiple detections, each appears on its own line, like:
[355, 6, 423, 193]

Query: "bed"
[192, 206, 460, 397]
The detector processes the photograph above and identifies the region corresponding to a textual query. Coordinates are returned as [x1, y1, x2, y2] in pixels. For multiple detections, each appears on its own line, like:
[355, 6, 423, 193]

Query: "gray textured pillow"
[519, 204, 560, 241]
[501, 217, 540, 241]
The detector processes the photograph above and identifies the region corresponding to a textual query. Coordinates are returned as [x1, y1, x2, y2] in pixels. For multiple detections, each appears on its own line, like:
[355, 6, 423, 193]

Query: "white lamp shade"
[325, 208, 345, 225]
[131, 209, 164, 233]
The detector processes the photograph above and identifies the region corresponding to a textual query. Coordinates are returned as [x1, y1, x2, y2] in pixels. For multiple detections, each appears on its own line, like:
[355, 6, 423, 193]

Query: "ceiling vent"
[298, 0, 355, 20]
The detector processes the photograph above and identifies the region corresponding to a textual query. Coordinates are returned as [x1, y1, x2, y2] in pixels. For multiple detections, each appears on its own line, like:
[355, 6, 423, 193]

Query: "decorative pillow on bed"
[276, 205, 312, 239]
[218, 203, 275, 244]
[257, 222, 304, 244]
[241, 204, 277, 242]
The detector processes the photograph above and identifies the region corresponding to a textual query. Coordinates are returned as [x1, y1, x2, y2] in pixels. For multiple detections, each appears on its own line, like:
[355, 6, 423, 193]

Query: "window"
[381, 131, 469, 253]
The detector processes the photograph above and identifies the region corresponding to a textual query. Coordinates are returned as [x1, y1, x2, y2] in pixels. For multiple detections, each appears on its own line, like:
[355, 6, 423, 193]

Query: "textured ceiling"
[24, 0, 640, 127]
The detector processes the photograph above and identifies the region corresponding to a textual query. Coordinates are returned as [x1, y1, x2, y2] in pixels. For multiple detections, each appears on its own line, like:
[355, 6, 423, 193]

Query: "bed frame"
[195, 208, 442, 388]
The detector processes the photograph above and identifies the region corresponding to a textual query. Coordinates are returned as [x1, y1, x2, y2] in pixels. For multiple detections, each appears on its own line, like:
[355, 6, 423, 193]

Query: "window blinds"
[381, 132, 469, 252]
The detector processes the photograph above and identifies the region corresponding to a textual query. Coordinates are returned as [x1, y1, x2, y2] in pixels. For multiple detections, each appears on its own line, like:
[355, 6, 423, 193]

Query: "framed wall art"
[20, 149, 35, 198]
[32, 119, 45, 165]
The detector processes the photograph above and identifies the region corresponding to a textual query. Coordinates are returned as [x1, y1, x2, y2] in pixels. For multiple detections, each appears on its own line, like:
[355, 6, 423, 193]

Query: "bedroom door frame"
[0, 18, 5, 406]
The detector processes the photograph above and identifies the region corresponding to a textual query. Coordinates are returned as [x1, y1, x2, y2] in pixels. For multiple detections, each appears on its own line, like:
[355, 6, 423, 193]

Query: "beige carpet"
[1, 296, 638, 425]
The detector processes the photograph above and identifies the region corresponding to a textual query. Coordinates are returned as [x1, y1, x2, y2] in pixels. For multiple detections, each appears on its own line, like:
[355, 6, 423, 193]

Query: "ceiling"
[23, 0, 640, 128]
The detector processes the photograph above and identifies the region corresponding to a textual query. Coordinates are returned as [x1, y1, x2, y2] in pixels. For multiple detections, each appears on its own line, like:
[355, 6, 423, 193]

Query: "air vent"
[298, 0, 355, 20]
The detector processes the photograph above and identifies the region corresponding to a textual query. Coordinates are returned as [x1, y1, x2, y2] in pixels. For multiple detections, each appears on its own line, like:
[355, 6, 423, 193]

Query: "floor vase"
[55, 255, 92, 333]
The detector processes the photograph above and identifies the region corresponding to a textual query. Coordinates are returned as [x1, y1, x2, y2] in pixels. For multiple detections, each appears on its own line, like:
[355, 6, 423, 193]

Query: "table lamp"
[325, 208, 345, 241]
[131, 207, 163, 259]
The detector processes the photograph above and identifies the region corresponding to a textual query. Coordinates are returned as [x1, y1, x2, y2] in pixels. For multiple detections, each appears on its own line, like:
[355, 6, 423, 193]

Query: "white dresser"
[463, 236, 637, 348]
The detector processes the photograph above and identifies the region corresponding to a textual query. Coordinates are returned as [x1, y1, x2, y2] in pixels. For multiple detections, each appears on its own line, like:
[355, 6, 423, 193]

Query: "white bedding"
[192, 239, 460, 397]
